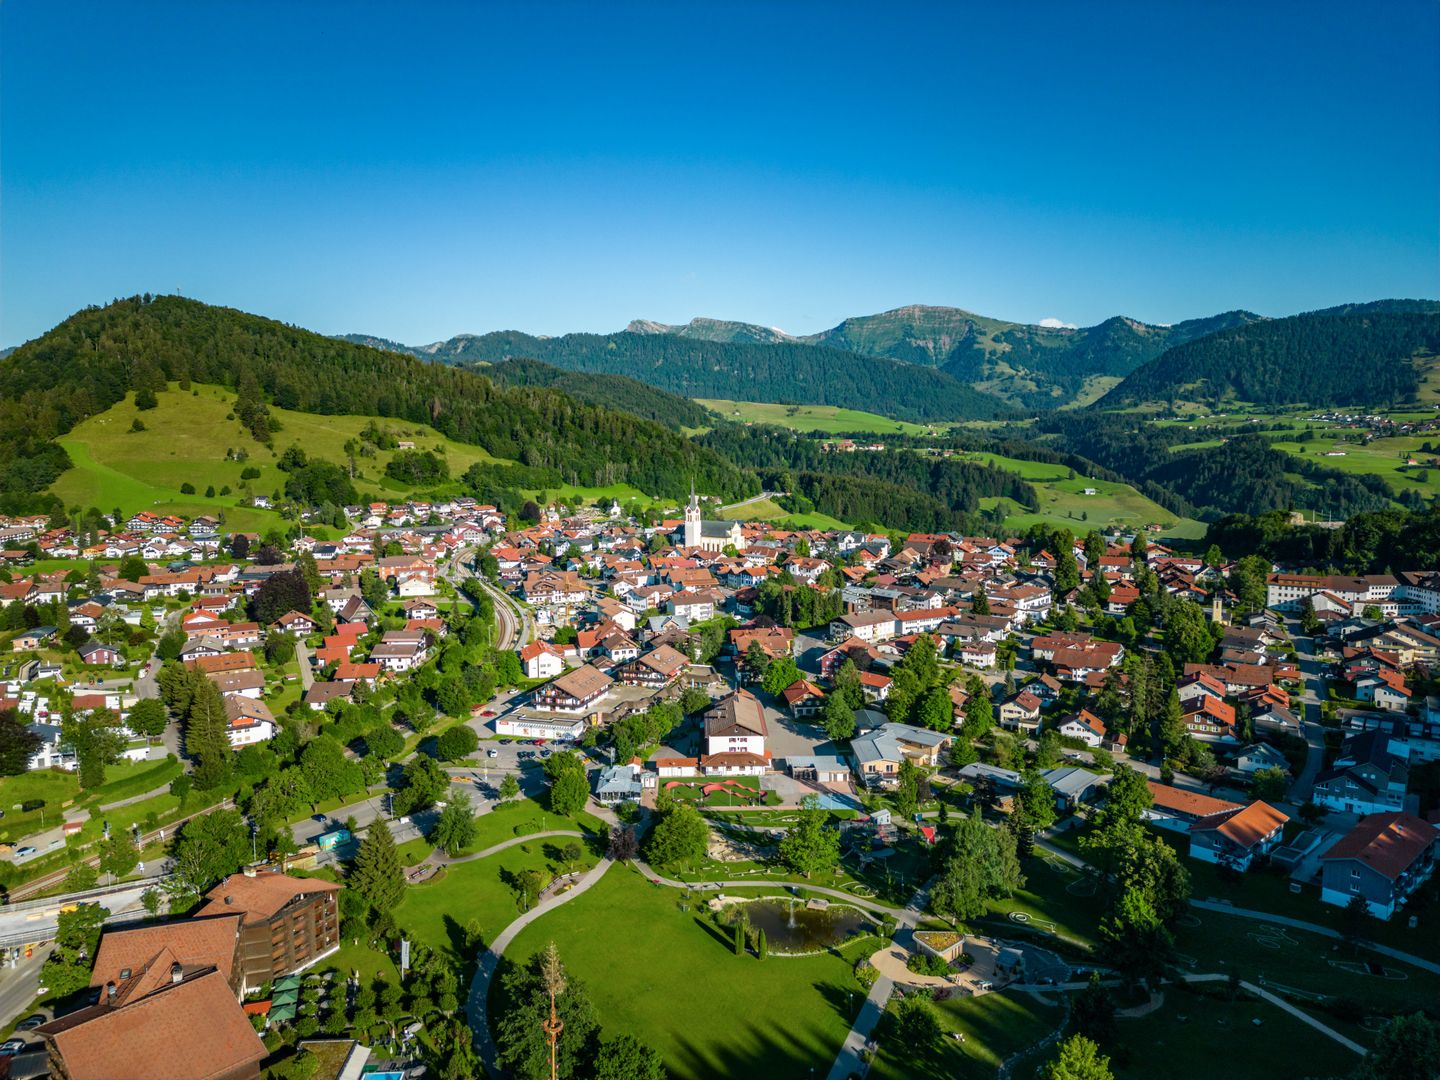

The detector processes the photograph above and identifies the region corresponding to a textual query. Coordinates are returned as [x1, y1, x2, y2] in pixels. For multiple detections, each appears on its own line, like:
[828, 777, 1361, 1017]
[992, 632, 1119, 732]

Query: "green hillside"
[694, 399, 940, 436]
[49, 384, 520, 527]
[1101, 308, 1440, 408]
[483, 358, 716, 430]
[800, 305, 1263, 409]
[0, 295, 755, 516]
[623, 316, 794, 346]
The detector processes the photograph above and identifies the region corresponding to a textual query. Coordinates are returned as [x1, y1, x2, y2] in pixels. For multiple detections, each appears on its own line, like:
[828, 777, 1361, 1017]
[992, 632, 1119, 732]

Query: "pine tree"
[350, 820, 405, 917]
[185, 678, 233, 790]
[756, 928, 768, 960]
[733, 920, 745, 956]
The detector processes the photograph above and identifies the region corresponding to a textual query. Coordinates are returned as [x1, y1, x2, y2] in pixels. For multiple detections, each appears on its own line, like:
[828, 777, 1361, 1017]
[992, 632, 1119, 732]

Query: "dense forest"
[0, 296, 757, 512]
[698, 423, 1036, 530]
[479, 358, 716, 430]
[1101, 308, 1440, 407]
[352, 327, 1016, 422]
[1205, 507, 1440, 574]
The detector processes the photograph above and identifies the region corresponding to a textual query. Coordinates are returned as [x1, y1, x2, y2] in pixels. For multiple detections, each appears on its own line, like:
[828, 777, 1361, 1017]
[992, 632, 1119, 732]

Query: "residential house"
[699, 690, 771, 775]
[519, 641, 568, 680]
[850, 723, 951, 788]
[534, 664, 613, 714]
[1187, 801, 1289, 872]
[1058, 709, 1108, 748]
[1312, 729, 1409, 815]
[1320, 813, 1438, 920]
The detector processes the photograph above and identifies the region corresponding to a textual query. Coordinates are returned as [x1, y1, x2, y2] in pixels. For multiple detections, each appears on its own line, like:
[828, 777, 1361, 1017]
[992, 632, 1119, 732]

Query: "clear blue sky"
[3, 1, 1437, 347]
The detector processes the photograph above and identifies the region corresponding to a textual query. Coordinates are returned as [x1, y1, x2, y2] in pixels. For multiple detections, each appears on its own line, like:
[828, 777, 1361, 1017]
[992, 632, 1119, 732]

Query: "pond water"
[739, 898, 874, 952]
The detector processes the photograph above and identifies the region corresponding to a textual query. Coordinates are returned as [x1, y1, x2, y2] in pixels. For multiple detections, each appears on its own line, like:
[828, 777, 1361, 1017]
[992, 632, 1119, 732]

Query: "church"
[677, 486, 744, 553]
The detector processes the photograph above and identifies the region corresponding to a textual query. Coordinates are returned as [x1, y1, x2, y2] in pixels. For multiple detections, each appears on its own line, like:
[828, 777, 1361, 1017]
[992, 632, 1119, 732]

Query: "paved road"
[718, 490, 779, 514]
[1287, 625, 1328, 804]
[0, 945, 52, 1031]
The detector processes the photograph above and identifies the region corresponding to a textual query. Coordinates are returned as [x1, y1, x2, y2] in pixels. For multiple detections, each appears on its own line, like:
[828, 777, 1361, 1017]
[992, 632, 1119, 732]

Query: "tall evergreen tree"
[350, 821, 405, 917]
[185, 678, 233, 790]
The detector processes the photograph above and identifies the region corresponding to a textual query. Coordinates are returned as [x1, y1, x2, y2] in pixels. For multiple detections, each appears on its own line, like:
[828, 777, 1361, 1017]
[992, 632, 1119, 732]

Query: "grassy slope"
[47, 383, 665, 521]
[496, 863, 871, 1080]
[966, 452, 1205, 539]
[869, 991, 1063, 1080]
[694, 399, 942, 437]
[715, 495, 850, 531]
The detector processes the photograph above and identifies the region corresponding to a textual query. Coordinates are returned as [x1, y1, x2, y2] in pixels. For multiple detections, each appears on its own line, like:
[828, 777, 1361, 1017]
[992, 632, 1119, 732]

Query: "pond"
[737, 898, 875, 953]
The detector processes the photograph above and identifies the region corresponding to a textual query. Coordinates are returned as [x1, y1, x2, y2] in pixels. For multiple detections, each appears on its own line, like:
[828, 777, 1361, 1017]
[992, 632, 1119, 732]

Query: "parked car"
[486, 749, 499, 758]
[15, 1015, 45, 1030]
[0, 1039, 29, 1056]
[14, 847, 35, 858]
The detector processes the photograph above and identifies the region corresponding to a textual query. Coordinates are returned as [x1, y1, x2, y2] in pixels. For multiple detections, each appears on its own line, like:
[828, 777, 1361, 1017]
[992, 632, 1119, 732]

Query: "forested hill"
[341, 328, 1016, 422]
[1100, 308, 1440, 408]
[0, 296, 756, 511]
[796, 304, 1264, 409]
[479, 358, 716, 430]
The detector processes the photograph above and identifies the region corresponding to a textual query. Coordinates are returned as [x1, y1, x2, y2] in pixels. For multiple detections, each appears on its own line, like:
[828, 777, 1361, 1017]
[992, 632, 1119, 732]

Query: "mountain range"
[350, 299, 1438, 413]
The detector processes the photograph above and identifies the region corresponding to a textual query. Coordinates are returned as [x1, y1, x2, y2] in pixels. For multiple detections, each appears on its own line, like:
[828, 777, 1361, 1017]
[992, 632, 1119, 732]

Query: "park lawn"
[966, 452, 1203, 539]
[497, 863, 866, 1080]
[49, 382, 514, 522]
[868, 989, 1064, 1080]
[972, 848, 1107, 952]
[713, 495, 850, 531]
[1112, 986, 1357, 1080]
[0, 758, 181, 844]
[398, 839, 598, 962]
[451, 798, 606, 854]
[1170, 907, 1440, 1026]
[694, 399, 939, 437]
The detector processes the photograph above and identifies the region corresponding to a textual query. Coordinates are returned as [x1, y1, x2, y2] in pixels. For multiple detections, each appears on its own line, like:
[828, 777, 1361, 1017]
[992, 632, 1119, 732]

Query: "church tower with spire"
[684, 481, 701, 549]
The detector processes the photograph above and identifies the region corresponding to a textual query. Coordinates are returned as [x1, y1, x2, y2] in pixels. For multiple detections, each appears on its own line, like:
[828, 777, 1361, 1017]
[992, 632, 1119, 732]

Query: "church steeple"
[684, 479, 701, 548]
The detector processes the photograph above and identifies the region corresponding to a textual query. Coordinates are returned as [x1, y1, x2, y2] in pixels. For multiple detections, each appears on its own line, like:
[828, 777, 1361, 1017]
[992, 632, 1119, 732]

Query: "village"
[0, 485, 1436, 1080]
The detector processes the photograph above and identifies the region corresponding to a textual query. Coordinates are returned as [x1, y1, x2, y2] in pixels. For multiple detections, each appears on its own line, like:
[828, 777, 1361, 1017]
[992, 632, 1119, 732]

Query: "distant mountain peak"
[623, 316, 793, 346]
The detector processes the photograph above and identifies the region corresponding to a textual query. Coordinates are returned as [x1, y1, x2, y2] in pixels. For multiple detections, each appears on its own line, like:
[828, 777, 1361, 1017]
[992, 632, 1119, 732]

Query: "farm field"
[967, 452, 1205, 539]
[695, 399, 942, 437]
[495, 863, 871, 1080]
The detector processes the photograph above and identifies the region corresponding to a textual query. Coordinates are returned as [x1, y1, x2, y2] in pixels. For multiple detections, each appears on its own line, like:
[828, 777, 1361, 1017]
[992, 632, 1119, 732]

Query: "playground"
[663, 777, 780, 807]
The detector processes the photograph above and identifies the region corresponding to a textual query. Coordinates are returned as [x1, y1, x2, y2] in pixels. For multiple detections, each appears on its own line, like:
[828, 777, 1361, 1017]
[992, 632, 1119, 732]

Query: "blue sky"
[3, 1, 1437, 346]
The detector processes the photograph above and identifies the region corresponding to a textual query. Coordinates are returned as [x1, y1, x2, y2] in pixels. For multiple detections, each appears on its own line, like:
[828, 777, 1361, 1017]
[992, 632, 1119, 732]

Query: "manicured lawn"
[398, 838, 599, 961]
[971, 848, 1107, 952]
[869, 990, 1064, 1080]
[496, 863, 870, 1080]
[694, 399, 939, 437]
[0, 757, 181, 844]
[452, 797, 607, 854]
[1112, 985, 1355, 1079]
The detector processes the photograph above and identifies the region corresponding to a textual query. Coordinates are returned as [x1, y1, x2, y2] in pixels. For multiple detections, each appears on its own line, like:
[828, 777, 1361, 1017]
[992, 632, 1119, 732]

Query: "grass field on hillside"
[47, 384, 673, 523]
[1267, 434, 1439, 500]
[695, 399, 941, 436]
[715, 495, 850, 530]
[967, 452, 1204, 538]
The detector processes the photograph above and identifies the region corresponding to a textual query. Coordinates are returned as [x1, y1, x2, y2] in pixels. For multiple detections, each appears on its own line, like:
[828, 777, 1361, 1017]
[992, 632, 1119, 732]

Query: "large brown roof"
[1146, 781, 1241, 820]
[90, 915, 242, 999]
[1321, 813, 1438, 881]
[704, 689, 769, 740]
[195, 869, 341, 924]
[1189, 801, 1289, 849]
[41, 969, 266, 1080]
[550, 663, 613, 701]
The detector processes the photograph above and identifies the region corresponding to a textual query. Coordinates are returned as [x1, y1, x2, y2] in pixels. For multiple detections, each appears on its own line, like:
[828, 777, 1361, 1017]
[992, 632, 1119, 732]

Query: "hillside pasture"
[694, 399, 940, 436]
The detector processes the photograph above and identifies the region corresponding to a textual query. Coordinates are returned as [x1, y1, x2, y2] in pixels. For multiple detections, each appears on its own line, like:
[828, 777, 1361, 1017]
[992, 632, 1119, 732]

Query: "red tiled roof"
[1321, 813, 1437, 881]
[1189, 801, 1289, 849]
